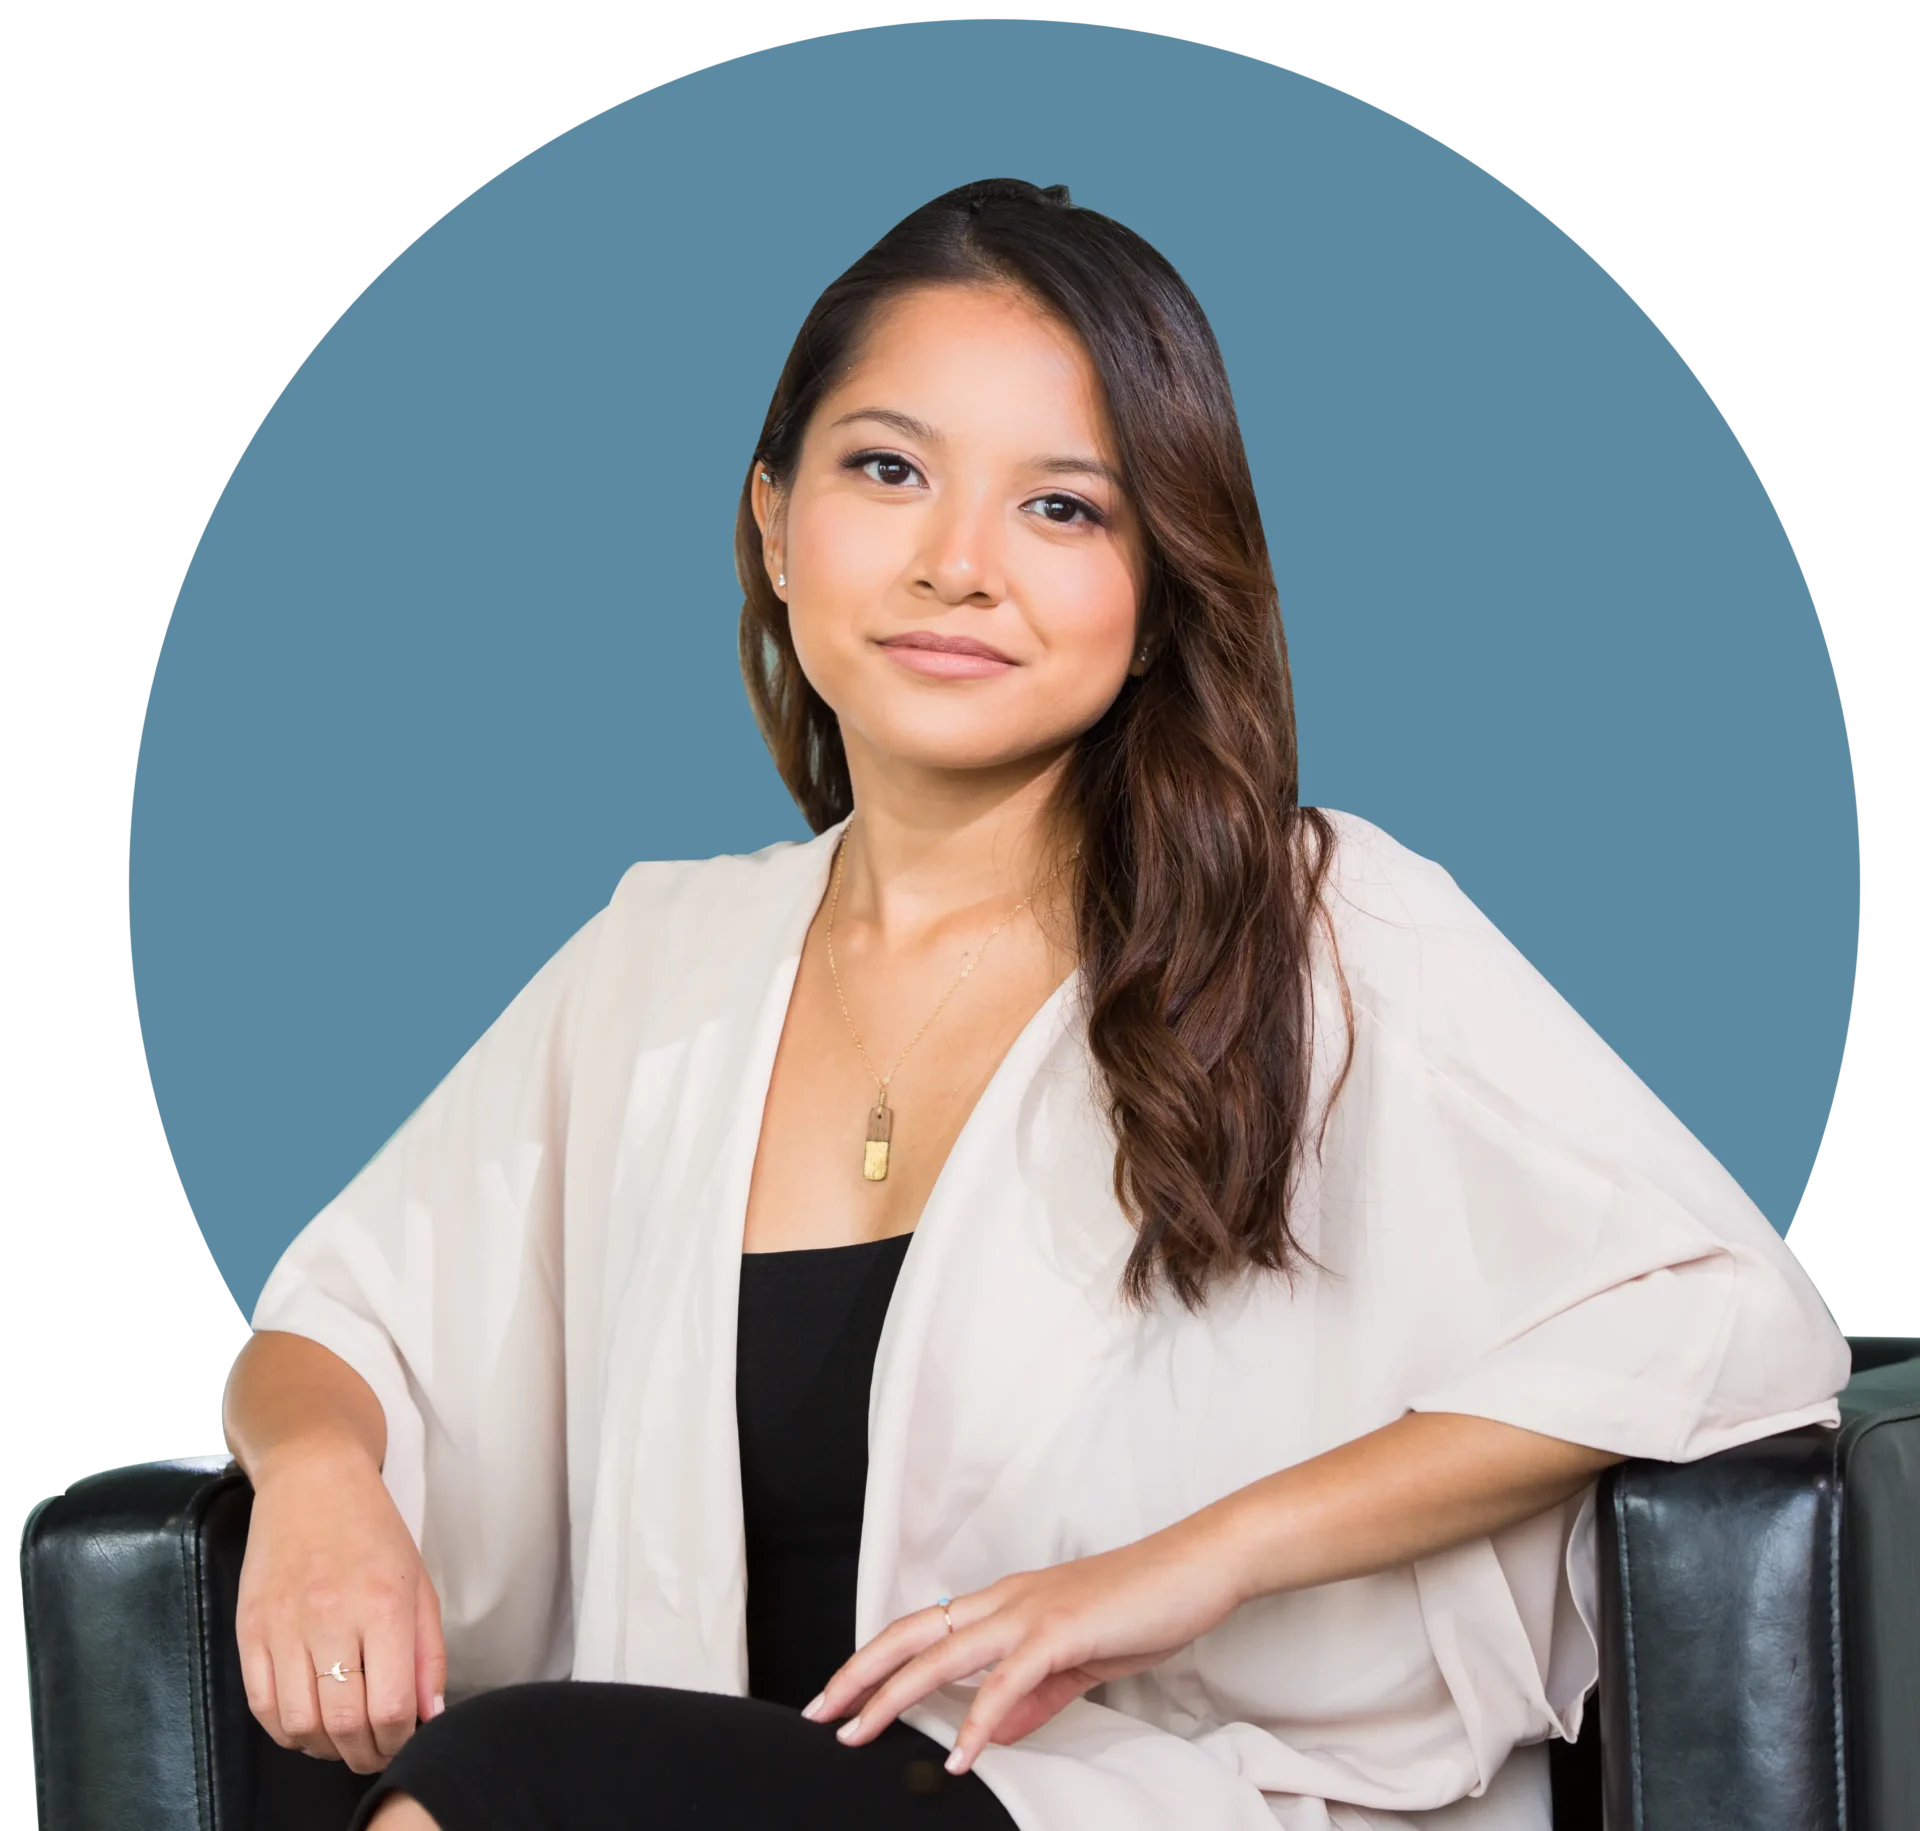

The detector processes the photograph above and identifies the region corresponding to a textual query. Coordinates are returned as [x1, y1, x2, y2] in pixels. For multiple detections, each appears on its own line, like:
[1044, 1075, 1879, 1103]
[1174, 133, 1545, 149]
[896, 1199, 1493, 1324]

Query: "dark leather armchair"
[22, 1339, 1920, 1830]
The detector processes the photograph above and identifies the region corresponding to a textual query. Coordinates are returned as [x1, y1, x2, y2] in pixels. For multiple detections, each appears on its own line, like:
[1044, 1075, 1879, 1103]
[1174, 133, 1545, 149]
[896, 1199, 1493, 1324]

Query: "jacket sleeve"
[248, 905, 608, 1695]
[1313, 814, 1850, 1772]
[1345, 868, 1850, 1462]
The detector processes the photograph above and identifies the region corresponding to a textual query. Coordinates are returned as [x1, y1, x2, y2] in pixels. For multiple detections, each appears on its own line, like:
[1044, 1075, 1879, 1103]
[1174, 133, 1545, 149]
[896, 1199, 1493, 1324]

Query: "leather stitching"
[176, 1480, 216, 1831]
[1614, 1480, 1645, 1831]
[1827, 1422, 1848, 1831]
[189, 1468, 243, 1831]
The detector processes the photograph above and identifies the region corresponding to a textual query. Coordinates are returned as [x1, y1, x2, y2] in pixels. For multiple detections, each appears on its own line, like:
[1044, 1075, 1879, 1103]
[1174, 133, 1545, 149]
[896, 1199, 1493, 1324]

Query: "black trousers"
[347, 1681, 1020, 1830]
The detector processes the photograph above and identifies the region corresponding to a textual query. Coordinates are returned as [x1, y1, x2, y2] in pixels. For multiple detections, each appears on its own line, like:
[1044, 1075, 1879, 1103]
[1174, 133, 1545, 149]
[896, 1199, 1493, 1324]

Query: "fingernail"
[800, 1693, 826, 1722]
[836, 1716, 861, 1742]
[431, 1694, 445, 1719]
[945, 1748, 968, 1775]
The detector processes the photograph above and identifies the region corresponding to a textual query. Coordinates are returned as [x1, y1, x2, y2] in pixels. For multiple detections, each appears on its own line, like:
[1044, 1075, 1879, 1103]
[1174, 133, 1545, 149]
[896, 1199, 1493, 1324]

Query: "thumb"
[414, 1566, 448, 1725]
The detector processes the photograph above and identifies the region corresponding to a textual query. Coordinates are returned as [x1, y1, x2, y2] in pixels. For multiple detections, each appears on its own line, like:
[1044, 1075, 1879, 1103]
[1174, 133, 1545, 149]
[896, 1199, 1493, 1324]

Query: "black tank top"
[734, 1232, 914, 1710]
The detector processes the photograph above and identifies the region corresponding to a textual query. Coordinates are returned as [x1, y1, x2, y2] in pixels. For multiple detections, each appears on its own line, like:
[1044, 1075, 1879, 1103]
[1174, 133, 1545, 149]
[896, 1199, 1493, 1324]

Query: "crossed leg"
[367, 1796, 439, 1830]
[346, 1680, 1014, 1830]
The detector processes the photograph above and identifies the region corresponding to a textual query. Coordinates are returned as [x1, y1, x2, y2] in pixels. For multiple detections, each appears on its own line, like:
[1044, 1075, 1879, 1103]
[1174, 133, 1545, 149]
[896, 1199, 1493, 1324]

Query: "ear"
[751, 464, 787, 599]
[1126, 615, 1164, 677]
[1125, 588, 1165, 677]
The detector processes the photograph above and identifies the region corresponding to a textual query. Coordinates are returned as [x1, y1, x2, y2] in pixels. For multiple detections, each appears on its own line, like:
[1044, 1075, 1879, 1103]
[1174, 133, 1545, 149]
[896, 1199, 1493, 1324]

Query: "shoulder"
[1314, 807, 1487, 937]
[573, 821, 843, 1015]
[1308, 807, 1573, 1057]
[601, 821, 841, 929]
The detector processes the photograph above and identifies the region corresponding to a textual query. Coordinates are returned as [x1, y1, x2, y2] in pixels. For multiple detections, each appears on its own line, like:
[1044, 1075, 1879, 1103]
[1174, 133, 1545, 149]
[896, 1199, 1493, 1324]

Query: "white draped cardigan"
[251, 809, 1850, 1831]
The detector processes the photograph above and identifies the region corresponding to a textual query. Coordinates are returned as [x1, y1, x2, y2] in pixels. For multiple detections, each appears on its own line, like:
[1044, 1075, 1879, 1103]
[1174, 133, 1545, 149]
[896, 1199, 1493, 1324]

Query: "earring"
[777, 573, 786, 589]
[761, 470, 771, 482]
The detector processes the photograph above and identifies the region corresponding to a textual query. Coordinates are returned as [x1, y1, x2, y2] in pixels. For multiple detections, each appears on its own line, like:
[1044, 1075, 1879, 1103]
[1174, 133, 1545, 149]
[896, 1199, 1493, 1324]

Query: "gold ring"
[317, 1660, 359, 1683]
[936, 1595, 954, 1635]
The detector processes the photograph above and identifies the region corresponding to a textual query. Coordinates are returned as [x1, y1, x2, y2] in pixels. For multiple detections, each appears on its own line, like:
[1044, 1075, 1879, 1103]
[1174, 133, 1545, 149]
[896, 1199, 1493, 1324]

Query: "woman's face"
[754, 282, 1150, 781]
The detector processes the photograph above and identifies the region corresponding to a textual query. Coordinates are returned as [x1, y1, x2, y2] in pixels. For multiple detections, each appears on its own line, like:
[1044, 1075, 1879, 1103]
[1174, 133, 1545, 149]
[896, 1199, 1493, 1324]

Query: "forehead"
[824, 282, 1114, 448]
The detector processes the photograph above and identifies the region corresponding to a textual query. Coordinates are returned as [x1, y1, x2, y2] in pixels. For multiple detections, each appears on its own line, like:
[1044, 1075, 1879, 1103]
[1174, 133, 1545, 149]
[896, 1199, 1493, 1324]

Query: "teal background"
[130, 20, 1858, 1313]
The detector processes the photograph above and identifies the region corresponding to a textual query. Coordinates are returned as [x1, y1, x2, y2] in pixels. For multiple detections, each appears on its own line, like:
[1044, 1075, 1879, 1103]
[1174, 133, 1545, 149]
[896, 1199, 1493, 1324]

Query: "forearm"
[1190, 1409, 1625, 1606]
[223, 1328, 388, 1484]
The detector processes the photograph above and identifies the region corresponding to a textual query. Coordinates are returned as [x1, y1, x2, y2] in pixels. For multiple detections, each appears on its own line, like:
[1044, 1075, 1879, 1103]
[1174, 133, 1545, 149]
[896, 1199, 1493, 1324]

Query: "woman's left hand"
[801, 1519, 1241, 1775]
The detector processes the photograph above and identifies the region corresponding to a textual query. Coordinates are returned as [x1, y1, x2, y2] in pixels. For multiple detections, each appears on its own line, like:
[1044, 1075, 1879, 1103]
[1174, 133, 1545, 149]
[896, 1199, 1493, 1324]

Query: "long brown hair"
[734, 177, 1349, 1310]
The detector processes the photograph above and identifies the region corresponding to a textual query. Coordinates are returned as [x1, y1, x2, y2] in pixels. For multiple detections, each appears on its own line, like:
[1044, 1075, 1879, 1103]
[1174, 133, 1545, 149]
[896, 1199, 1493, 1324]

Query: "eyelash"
[839, 448, 1109, 528]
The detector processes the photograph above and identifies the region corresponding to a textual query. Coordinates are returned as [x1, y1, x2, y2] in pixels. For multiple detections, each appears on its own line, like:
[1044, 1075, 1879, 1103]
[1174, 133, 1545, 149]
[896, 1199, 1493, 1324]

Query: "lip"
[875, 629, 1018, 680]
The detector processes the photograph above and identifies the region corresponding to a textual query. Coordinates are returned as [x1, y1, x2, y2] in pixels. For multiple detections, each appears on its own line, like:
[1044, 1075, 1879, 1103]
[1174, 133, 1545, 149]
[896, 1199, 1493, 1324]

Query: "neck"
[833, 735, 1078, 945]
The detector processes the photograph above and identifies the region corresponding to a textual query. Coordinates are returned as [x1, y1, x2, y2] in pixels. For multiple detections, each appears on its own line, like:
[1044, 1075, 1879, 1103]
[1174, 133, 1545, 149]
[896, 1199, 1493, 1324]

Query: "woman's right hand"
[234, 1434, 446, 1772]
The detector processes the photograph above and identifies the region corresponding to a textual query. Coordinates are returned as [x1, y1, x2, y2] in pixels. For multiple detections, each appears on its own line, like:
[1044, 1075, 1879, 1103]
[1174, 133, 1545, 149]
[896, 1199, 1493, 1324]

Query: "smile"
[875, 630, 1018, 679]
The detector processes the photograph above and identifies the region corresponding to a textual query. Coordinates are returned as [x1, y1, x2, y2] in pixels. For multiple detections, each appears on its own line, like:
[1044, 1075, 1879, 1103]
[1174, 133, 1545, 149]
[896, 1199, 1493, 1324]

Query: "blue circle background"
[132, 21, 1858, 1314]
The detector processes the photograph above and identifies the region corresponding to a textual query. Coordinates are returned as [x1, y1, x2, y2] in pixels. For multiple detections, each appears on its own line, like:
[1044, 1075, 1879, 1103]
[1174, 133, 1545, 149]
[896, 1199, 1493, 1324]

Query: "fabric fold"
[245, 809, 1849, 1831]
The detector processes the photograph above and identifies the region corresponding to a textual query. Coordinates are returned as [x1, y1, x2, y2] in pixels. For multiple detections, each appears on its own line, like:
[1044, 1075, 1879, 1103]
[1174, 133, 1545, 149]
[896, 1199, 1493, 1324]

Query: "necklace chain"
[823, 819, 1073, 1113]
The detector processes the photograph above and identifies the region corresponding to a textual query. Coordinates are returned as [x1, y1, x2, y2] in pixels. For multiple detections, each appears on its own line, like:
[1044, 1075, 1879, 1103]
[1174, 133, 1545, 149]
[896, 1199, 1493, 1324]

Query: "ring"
[936, 1596, 954, 1635]
[317, 1660, 359, 1683]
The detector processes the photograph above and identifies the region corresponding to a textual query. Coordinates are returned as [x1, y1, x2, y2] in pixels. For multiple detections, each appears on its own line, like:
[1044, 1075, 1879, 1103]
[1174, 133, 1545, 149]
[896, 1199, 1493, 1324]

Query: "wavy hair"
[734, 177, 1350, 1310]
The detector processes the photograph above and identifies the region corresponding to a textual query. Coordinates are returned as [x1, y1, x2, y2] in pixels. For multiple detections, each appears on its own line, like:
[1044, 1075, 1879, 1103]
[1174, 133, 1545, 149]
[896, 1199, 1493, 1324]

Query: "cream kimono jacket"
[251, 809, 1850, 1831]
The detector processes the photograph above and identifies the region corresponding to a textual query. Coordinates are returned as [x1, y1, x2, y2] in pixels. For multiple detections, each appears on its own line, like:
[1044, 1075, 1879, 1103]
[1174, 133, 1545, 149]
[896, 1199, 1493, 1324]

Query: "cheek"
[1032, 548, 1142, 687]
[783, 497, 906, 686]
[787, 496, 906, 615]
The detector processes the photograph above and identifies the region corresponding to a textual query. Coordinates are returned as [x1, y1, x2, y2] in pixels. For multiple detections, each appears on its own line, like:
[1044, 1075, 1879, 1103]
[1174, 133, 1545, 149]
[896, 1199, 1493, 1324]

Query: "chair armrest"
[1595, 1347, 1920, 1831]
[20, 1456, 375, 1831]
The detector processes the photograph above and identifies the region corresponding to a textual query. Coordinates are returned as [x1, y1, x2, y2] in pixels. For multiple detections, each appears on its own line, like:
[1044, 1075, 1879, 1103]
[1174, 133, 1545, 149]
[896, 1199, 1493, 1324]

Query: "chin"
[861, 727, 1042, 775]
[851, 703, 1092, 777]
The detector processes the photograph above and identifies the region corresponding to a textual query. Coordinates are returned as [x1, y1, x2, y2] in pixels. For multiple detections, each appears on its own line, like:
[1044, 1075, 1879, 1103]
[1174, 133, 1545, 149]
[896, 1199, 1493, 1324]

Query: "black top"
[735, 1232, 914, 1711]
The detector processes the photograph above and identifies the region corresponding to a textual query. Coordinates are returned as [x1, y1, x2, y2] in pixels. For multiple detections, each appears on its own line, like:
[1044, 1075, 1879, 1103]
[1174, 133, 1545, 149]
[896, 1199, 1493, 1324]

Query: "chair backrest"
[22, 1458, 375, 1831]
[1590, 1338, 1920, 1831]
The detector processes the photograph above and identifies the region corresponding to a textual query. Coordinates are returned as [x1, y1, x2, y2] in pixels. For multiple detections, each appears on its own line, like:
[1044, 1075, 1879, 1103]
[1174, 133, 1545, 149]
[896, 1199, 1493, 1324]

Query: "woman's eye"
[1029, 492, 1104, 527]
[851, 451, 923, 488]
[848, 451, 1105, 525]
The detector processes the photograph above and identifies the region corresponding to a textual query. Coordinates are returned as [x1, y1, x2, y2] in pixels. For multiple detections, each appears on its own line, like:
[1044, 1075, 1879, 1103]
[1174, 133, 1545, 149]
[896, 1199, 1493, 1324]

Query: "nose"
[912, 482, 1007, 607]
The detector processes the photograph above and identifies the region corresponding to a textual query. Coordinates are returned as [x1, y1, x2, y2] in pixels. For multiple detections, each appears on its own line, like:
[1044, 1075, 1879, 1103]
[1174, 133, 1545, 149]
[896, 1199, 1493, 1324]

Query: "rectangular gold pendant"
[863, 1103, 893, 1182]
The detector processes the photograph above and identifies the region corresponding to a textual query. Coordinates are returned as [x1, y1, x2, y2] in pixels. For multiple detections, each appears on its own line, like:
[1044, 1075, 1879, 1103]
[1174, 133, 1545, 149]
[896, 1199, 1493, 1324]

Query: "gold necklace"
[824, 821, 1074, 1183]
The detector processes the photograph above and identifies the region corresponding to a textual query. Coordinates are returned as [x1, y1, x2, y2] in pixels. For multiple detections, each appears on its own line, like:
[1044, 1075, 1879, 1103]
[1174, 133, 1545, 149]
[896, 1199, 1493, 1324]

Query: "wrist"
[1158, 1492, 1274, 1615]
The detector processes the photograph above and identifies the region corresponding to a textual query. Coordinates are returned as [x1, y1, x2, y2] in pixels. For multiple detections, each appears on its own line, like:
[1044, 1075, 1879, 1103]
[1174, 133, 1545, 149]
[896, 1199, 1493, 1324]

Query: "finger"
[836, 1616, 1018, 1745]
[270, 1637, 340, 1761]
[314, 1646, 381, 1774]
[238, 1627, 287, 1746]
[826, 1611, 983, 1729]
[947, 1648, 1065, 1774]
[414, 1569, 448, 1729]
[364, 1587, 422, 1762]
[806, 1605, 955, 1722]
[985, 1669, 1098, 1747]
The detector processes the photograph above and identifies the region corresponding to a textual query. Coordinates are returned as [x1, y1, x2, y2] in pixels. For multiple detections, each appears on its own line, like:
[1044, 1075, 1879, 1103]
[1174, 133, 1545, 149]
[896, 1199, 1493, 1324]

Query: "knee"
[367, 1794, 441, 1831]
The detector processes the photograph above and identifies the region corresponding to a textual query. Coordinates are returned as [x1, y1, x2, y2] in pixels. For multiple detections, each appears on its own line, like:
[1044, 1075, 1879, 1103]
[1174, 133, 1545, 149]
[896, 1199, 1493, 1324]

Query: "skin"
[740, 281, 1151, 1257]
[222, 1333, 439, 1776]
[221, 282, 1625, 1826]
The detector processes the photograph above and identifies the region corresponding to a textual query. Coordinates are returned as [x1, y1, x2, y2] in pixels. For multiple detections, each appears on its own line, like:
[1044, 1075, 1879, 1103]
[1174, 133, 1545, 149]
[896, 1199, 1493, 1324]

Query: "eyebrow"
[826, 407, 1124, 488]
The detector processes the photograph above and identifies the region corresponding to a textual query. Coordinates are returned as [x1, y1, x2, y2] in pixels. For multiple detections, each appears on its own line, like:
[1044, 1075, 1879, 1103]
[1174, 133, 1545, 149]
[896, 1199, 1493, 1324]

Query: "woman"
[224, 177, 1849, 1831]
